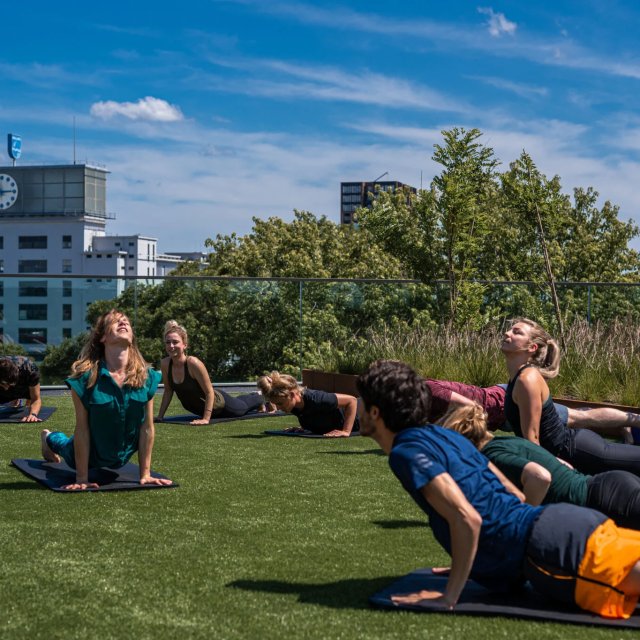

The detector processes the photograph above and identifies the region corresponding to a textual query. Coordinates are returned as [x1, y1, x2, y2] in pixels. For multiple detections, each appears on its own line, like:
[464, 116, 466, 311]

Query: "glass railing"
[2, 274, 640, 383]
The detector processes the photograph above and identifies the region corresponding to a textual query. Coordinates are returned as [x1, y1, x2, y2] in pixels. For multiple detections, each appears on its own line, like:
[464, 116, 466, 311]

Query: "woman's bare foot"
[40, 429, 61, 463]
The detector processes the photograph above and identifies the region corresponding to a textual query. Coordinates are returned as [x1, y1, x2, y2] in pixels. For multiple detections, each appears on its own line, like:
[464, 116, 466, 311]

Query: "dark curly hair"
[0, 357, 20, 387]
[356, 359, 431, 433]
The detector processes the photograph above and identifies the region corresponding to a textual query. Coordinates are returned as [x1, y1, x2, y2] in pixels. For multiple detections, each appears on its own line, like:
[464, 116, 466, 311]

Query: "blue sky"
[3, 0, 640, 252]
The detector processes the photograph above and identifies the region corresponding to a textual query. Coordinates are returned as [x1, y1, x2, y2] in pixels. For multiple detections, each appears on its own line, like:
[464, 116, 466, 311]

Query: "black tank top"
[504, 364, 572, 456]
[168, 359, 224, 417]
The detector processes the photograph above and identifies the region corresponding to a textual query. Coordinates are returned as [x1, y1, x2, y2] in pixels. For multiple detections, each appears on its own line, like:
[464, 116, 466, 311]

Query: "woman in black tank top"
[156, 320, 268, 424]
[503, 318, 640, 476]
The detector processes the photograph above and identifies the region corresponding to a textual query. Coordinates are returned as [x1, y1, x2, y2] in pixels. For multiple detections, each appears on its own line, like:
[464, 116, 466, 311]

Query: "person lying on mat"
[428, 377, 636, 442]
[357, 359, 640, 618]
[442, 403, 640, 530]
[503, 318, 640, 475]
[0, 355, 43, 422]
[157, 320, 271, 425]
[40, 309, 171, 491]
[257, 370, 358, 437]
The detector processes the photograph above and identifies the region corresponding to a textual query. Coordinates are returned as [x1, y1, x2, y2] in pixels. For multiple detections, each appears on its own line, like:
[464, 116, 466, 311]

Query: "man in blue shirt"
[356, 359, 640, 618]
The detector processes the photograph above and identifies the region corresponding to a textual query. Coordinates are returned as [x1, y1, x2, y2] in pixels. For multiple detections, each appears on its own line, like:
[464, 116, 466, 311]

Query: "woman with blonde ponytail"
[257, 370, 358, 437]
[502, 318, 640, 476]
[443, 404, 640, 529]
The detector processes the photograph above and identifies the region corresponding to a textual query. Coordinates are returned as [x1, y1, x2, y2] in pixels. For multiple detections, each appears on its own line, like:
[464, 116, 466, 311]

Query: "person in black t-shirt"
[257, 370, 358, 437]
[0, 355, 42, 422]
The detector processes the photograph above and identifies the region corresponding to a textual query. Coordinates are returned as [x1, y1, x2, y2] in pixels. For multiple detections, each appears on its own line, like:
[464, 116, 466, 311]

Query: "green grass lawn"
[0, 394, 631, 639]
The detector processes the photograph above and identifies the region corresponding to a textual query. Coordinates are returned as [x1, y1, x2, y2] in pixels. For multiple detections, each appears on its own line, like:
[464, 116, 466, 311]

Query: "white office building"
[0, 163, 193, 357]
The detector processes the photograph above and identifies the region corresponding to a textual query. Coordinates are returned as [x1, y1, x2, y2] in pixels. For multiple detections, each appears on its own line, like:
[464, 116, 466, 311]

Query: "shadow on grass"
[0, 480, 44, 491]
[372, 519, 429, 529]
[227, 575, 399, 610]
[319, 449, 385, 456]
[224, 434, 272, 439]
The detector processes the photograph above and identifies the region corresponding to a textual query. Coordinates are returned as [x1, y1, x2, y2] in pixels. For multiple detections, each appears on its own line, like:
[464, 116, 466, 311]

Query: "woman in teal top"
[41, 309, 172, 491]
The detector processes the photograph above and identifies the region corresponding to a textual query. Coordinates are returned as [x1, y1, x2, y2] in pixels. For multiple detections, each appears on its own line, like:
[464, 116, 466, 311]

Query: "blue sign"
[8, 134, 22, 160]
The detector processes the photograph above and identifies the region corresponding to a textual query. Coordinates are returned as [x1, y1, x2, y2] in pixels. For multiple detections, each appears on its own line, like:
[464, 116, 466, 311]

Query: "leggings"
[587, 471, 640, 530]
[568, 428, 640, 476]
[215, 390, 265, 418]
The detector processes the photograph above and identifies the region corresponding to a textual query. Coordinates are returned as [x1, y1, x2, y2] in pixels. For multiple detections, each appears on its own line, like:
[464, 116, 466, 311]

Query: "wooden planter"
[302, 369, 359, 396]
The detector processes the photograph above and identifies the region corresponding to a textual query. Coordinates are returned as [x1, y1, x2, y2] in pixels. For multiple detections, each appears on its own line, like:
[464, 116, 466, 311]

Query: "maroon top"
[426, 379, 507, 429]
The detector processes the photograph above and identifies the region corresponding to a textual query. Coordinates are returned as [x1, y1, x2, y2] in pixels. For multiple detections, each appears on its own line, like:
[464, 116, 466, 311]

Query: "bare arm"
[448, 391, 477, 409]
[512, 370, 545, 445]
[156, 359, 173, 419]
[324, 393, 358, 437]
[138, 398, 171, 485]
[392, 473, 481, 609]
[487, 461, 525, 502]
[22, 384, 42, 422]
[188, 357, 215, 424]
[520, 462, 552, 506]
[64, 390, 99, 491]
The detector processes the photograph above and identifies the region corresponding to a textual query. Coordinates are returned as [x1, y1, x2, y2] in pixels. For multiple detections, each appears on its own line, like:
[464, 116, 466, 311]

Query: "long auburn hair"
[70, 309, 149, 388]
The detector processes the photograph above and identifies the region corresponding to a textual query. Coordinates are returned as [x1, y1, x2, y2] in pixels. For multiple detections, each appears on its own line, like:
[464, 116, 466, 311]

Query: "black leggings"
[568, 428, 640, 476]
[587, 471, 640, 530]
[215, 390, 265, 418]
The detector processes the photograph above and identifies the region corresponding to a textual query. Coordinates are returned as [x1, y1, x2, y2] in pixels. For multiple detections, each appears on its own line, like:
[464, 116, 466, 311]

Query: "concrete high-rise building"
[340, 180, 416, 224]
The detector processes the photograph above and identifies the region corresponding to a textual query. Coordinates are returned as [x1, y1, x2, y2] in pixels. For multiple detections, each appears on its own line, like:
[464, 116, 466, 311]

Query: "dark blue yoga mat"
[370, 568, 640, 628]
[0, 406, 56, 423]
[11, 458, 178, 492]
[264, 429, 361, 438]
[156, 411, 287, 425]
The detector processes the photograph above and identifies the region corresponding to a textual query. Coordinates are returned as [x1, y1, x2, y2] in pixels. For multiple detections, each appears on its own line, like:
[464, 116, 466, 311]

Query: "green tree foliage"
[359, 128, 499, 327]
[362, 129, 640, 328]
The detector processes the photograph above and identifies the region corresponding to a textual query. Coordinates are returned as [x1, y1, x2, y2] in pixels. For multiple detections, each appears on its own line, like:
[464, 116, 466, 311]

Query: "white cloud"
[90, 96, 184, 122]
[471, 76, 548, 99]
[478, 7, 517, 37]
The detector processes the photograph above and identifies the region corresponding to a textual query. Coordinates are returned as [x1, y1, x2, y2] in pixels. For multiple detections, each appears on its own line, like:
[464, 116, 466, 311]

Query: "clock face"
[0, 174, 18, 210]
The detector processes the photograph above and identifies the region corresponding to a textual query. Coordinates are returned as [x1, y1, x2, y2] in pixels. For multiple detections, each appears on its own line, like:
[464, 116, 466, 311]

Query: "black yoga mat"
[370, 568, 640, 629]
[11, 458, 178, 492]
[155, 411, 287, 425]
[264, 429, 361, 438]
[0, 406, 56, 423]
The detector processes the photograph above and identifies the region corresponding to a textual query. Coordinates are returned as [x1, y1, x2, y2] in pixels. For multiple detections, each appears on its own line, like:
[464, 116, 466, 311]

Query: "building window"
[0, 259, 4, 273]
[19, 236, 48, 249]
[0, 236, 3, 249]
[18, 260, 47, 273]
[0, 281, 3, 296]
[0, 304, 3, 320]
[18, 328, 47, 345]
[62, 259, 72, 274]
[19, 304, 47, 320]
[107, 254, 112, 258]
[128, 254, 134, 258]
[62, 235, 72, 249]
[62, 304, 72, 321]
[62, 328, 72, 339]
[128, 266, 134, 271]
[19, 281, 47, 297]
[129, 242, 134, 246]
[62, 280, 72, 297]
[115, 242, 121, 247]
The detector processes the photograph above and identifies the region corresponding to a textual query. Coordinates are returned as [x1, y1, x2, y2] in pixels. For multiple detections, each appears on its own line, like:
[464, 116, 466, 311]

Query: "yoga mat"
[11, 458, 177, 492]
[370, 568, 640, 629]
[156, 411, 287, 425]
[264, 429, 361, 438]
[0, 406, 56, 423]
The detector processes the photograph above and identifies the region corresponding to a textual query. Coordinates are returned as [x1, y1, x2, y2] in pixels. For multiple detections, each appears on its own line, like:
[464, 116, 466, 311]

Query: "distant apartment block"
[340, 180, 417, 224]
[0, 162, 198, 356]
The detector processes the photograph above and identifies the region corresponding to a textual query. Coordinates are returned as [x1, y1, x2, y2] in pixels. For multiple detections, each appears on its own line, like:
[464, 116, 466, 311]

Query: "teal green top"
[482, 436, 589, 506]
[65, 364, 161, 469]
